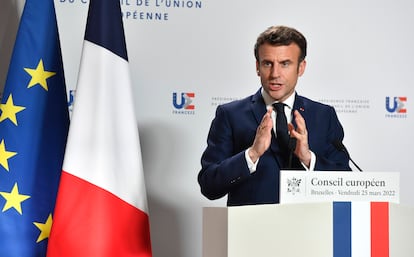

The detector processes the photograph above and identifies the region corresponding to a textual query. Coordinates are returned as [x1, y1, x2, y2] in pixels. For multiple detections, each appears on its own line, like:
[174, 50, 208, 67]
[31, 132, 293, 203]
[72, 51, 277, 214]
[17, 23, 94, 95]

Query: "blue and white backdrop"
[1, 1, 413, 256]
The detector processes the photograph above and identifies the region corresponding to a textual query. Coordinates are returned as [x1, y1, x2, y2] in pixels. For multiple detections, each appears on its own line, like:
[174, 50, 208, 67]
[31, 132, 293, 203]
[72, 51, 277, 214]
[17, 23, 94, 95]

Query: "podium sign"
[280, 170, 400, 204]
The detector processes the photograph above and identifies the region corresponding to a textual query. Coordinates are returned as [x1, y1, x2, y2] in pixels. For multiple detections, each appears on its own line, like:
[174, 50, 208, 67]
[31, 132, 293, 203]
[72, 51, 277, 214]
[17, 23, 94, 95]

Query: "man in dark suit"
[198, 25, 351, 206]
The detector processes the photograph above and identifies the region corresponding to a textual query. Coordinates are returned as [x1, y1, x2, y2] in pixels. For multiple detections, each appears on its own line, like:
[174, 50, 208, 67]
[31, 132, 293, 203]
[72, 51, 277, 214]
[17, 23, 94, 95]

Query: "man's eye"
[263, 62, 272, 67]
[281, 62, 290, 67]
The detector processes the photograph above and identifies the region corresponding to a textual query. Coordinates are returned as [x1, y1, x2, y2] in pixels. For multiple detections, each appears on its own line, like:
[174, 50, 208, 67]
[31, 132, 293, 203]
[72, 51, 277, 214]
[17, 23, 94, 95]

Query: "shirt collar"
[261, 88, 295, 109]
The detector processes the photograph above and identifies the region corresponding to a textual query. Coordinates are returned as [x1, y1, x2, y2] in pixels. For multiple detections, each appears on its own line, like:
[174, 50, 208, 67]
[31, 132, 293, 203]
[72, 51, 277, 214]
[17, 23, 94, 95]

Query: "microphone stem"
[350, 157, 363, 172]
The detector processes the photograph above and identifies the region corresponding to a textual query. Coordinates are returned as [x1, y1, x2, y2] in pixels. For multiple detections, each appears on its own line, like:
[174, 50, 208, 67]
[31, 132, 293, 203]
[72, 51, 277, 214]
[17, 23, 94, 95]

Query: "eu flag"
[0, 0, 69, 256]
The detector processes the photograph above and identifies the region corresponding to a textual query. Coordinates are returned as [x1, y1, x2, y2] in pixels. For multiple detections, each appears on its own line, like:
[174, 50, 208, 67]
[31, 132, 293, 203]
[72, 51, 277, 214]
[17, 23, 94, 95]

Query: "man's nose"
[270, 65, 280, 78]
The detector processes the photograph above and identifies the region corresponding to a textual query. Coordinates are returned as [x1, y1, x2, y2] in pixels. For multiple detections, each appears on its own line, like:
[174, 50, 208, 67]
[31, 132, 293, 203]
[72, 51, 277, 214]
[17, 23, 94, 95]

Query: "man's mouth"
[269, 82, 283, 90]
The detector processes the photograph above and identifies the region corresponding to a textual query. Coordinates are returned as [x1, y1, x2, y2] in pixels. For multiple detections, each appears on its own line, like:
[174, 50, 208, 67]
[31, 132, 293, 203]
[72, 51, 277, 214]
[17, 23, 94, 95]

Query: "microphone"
[332, 140, 363, 172]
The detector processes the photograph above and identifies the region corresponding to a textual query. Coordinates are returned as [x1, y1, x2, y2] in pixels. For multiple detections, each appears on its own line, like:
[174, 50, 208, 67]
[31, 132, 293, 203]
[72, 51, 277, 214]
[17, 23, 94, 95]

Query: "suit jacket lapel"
[292, 94, 306, 128]
[250, 89, 266, 125]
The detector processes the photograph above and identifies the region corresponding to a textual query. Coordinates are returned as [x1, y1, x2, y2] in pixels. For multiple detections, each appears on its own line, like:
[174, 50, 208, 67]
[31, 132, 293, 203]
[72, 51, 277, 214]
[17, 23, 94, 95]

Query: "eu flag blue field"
[0, 0, 69, 256]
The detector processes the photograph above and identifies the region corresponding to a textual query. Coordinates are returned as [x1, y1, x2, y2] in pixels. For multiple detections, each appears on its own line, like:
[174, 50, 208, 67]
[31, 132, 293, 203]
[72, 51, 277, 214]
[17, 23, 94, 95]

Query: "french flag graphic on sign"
[333, 202, 389, 257]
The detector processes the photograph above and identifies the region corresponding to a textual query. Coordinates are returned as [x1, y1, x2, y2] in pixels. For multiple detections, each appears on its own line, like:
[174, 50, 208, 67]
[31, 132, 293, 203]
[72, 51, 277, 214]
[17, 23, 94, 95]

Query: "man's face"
[256, 42, 306, 102]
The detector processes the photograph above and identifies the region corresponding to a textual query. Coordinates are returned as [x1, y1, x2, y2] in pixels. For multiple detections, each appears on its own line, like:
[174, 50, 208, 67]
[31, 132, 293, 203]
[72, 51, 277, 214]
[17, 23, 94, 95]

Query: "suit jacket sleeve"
[198, 103, 255, 200]
[300, 99, 351, 171]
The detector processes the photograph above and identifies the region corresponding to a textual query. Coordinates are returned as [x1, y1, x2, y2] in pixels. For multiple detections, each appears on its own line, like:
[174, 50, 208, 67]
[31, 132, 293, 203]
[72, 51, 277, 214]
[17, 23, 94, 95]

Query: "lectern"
[202, 171, 413, 257]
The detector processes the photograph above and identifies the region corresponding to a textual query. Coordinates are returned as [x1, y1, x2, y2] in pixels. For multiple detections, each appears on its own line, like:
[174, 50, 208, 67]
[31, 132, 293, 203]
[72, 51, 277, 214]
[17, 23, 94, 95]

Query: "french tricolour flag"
[47, 0, 152, 256]
[334, 202, 389, 257]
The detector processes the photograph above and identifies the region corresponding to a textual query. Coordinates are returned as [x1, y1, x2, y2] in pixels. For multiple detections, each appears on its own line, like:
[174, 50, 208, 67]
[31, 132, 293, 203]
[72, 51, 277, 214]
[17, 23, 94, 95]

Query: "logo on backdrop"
[385, 96, 407, 118]
[67, 89, 76, 117]
[172, 92, 195, 115]
[58, 0, 204, 22]
[318, 98, 370, 114]
[121, 0, 203, 21]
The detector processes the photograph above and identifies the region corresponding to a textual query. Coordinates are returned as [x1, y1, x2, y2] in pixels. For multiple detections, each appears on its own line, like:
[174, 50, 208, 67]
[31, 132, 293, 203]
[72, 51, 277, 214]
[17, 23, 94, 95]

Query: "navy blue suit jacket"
[198, 89, 351, 206]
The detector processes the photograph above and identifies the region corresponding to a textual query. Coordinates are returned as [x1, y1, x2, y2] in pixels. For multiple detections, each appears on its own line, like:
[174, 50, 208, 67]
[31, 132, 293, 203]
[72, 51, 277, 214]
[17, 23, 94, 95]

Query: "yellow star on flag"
[33, 214, 53, 243]
[24, 59, 56, 91]
[0, 139, 17, 171]
[0, 94, 26, 126]
[0, 183, 30, 215]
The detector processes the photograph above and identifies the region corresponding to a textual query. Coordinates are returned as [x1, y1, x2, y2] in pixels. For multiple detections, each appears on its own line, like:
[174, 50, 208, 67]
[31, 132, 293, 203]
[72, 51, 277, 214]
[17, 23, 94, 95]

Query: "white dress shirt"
[246, 89, 316, 173]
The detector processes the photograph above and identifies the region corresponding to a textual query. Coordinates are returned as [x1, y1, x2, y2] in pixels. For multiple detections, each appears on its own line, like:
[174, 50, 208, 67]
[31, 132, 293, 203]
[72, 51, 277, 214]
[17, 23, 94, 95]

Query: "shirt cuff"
[302, 151, 316, 171]
[245, 149, 258, 174]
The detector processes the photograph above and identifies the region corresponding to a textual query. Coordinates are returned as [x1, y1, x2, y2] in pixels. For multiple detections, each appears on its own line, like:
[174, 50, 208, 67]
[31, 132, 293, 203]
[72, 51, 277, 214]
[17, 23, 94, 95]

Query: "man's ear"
[298, 60, 306, 76]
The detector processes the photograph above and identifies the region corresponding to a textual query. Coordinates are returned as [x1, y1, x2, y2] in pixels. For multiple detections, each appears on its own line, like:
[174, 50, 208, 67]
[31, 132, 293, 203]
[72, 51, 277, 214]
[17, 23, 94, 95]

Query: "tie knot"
[273, 102, 285, 114]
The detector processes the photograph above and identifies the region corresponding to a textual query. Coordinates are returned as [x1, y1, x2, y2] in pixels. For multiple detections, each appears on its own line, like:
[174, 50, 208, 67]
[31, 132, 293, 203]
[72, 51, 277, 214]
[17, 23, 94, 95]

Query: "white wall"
[1, 1, 413, 256]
